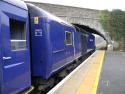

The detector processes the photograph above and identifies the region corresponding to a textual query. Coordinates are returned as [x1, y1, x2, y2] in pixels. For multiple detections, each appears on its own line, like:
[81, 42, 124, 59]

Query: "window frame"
[65, 31, 73, 45]
[9, 19, 27, 51]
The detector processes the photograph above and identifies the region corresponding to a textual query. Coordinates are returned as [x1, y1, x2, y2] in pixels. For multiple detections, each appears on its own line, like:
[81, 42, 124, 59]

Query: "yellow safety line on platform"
[76, 50, 105, 94]
[91, 51, 105, 94]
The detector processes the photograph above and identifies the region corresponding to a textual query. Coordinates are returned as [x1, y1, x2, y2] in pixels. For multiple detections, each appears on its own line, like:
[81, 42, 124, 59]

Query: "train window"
[10, 19, 26, 50]
[65, 31, 72, 45]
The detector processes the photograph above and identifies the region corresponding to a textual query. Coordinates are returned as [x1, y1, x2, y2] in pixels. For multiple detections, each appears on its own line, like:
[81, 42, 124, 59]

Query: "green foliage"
[99, 9, 125, 41]
[99, 10, 110, 32]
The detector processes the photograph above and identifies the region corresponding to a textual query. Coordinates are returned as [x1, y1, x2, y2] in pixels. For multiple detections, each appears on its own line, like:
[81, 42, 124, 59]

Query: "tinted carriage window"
[65, 31, 72, 45]
[10, 19, 26, 50]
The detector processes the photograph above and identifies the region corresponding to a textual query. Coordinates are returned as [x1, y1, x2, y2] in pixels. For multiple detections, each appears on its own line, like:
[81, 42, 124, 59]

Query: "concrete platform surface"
[97, 51, 125, 94]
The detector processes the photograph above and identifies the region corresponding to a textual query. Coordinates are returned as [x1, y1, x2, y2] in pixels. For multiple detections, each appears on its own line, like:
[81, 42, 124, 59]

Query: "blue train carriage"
[0, 0, 31, 94]
[73, 25, 87, 57]
[27, 3, 76, 79]
[75, 26, 88, 55]
[87, 33, 95, 52]
[78, 27, 95, 53]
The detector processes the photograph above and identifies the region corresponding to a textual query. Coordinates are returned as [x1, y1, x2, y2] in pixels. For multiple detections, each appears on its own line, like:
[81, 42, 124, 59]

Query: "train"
[0, 0, 96, 94]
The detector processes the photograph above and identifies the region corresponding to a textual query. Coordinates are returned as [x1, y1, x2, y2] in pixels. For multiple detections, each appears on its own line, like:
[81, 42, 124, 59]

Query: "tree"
[99, 10, 110, 33]
[110, 9, 125, 41]
[99, 9, 125, 41]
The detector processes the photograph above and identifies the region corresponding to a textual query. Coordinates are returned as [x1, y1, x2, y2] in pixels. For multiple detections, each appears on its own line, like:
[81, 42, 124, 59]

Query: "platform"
[47, 50, 105, 94]
[97, 51, 125, 94]
[47, 50, 125, 94]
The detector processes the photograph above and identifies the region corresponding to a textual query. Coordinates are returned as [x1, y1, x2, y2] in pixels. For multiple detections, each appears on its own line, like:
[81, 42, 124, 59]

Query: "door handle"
[3, 57, 12, 60]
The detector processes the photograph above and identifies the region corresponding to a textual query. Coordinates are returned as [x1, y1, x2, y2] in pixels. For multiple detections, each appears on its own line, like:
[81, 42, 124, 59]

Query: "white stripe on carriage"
[4, 62, 24, 69]
[10, 40, 26, 42]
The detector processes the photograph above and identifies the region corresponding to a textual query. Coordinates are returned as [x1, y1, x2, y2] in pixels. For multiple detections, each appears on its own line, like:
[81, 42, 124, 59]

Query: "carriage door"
[81, 34, 87, 55]
[1, 11, 31, 93]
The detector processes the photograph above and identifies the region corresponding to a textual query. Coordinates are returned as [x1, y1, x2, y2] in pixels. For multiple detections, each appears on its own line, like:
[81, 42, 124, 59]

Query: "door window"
[10, 19, 26, 50]
[65, 31, 72, 45]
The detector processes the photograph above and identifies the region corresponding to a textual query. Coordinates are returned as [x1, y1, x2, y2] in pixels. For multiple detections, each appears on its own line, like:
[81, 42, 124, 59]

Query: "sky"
[24, 0, 125, 10]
